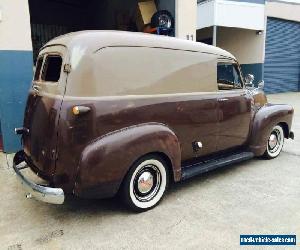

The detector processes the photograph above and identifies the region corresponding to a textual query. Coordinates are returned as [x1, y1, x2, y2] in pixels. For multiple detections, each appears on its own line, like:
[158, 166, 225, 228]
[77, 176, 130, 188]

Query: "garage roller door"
[264, 17, 300, 93]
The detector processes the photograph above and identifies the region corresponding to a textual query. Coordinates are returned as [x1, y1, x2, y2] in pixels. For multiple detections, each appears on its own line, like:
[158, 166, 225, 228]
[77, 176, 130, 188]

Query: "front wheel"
[264, 125, 285, 159]
[121, 155, 169, 212]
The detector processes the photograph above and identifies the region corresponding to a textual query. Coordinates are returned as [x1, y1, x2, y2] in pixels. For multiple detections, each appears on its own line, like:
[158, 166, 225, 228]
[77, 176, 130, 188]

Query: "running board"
[181, 151, 254, 181]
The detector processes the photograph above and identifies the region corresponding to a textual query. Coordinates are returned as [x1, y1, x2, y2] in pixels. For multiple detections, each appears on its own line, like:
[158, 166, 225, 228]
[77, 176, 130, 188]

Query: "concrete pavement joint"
[165, 217, 185, 235]
[7, 244, 22, 250]
[35, 229, 64, 244]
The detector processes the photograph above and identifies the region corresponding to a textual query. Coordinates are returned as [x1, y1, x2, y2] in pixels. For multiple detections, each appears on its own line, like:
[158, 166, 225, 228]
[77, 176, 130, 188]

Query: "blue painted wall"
[240, 63, 264, 87]
[0, 50, 33, 153]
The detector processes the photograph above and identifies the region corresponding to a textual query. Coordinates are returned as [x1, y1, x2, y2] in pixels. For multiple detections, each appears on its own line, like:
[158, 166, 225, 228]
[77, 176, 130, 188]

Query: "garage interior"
[28, 0, 175, 62]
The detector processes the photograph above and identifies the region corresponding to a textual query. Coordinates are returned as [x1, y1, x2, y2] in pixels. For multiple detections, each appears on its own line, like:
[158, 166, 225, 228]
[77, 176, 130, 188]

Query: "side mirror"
[258, 80, 264, 90]
[245, 74, 254, 87]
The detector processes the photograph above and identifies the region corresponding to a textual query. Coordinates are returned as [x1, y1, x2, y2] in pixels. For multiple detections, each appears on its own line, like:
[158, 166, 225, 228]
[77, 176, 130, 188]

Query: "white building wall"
[0, 0, 32, 50]
[216, 0, 265, 30]
[197, 0, 215, 29]
[197, 0, 265, 31]
[217, 27, 265, 64]
[176, 0, 197, 40]
[266, 0, 300, 22]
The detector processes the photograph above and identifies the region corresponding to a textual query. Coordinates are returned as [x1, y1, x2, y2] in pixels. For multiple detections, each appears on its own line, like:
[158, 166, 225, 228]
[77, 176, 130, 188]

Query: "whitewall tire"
[121, 155, 169, 212]
[264, 125, 285, 159]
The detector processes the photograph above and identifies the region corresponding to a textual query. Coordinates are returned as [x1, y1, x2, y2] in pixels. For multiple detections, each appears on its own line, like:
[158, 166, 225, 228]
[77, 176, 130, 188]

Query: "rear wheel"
[264, 125, 284, 159]
[121, 155, 169, 212]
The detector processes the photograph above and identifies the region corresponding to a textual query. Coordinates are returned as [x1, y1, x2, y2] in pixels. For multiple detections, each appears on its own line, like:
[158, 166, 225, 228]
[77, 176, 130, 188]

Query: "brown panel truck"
[13, 31, 294, 212]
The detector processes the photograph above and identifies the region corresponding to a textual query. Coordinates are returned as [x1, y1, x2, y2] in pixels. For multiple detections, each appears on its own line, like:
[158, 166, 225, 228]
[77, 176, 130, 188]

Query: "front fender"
[248, 103, 294, 156]
[74, 122, 181, 199]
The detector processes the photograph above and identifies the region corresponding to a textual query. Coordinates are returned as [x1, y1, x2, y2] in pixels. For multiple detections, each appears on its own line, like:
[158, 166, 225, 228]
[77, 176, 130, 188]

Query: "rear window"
[41, 55, 62, 82]
[34, 57, 44, 81]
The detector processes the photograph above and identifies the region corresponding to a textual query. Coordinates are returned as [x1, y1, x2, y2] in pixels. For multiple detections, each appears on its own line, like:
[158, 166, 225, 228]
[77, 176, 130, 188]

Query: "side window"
[217, 62, 243, 90]
[41, 55, 62, 82]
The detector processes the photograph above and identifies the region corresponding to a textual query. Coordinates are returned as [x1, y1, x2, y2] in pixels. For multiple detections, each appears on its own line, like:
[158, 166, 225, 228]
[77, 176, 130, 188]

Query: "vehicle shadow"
[49, 158, 258, 217]
[171, 159, 259, 192]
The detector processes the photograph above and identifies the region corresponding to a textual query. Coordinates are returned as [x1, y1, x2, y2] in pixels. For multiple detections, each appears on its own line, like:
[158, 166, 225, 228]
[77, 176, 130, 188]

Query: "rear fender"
[74, 122, 181, 198]
[248, 104, 294, 156]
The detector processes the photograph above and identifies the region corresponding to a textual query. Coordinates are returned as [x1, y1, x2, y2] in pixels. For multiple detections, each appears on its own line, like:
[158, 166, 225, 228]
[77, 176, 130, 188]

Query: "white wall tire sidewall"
[129, 159, 167, 209]
[267, 125, 284, 158]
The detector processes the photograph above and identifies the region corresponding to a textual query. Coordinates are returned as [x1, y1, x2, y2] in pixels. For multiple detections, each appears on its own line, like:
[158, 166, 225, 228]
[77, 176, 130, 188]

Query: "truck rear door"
[22, 45, 69, 177]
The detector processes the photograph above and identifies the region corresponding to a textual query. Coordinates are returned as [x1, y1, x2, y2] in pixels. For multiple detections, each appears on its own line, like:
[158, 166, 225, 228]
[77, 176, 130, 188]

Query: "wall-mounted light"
[256, 30, 263, 35]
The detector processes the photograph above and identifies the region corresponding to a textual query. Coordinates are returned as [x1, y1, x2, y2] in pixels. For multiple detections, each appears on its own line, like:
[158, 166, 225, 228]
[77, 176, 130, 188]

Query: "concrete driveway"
[0, 92, 299, 250]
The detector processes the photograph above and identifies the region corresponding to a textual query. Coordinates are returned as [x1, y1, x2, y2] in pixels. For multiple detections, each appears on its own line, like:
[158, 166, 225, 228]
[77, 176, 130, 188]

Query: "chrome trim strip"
[13, 152, 65, 205]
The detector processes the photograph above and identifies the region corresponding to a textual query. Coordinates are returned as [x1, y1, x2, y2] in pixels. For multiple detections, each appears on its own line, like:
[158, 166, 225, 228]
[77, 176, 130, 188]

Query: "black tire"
[263, 125, 285, 159]
[120, 154, 169, 212]
[151, 10, 174, 29]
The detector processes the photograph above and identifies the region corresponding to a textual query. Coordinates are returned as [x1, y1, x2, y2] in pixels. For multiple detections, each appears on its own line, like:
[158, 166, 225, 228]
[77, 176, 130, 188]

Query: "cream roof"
[43, 30, 235, 59]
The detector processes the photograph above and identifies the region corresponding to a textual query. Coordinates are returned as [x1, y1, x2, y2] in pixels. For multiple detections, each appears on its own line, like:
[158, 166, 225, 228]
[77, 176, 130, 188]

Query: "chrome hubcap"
[268, 128, 282, 153]
[137, 171, 154, 194]
[268, 134, 278, 149]
[133, 164, 161, 202]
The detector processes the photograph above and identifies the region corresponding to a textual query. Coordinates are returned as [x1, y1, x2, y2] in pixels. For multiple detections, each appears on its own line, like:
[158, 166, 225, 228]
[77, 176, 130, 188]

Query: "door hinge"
[63, 64, 71, 73]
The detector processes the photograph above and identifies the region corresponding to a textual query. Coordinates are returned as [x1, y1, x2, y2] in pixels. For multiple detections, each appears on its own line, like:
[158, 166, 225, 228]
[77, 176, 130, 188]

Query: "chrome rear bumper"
[13, 151, 65, 204]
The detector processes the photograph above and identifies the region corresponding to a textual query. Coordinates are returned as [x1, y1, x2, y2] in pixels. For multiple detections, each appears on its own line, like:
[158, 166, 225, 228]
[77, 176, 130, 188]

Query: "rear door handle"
[32, 84, 41, 92]
[72, 105, 91, 115]
[218, 98, 229, 102]
[15, 127, 29, 135]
